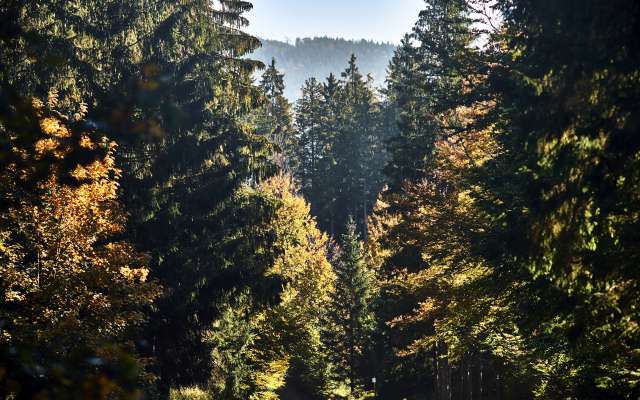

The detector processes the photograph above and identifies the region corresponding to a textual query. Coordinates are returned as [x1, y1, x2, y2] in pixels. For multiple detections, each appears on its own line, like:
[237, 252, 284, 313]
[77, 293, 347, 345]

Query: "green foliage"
[193, 175, 335, 399]
[294, 55, 390, 237]
[480, 1, 640, 397]
[105, 0, 279, 391]
[1, 0, 275, 395]
[205, 294, 259, 399]
[252, 37, 396, 100]
[326, 218, 377, 396]
[370, 0, 640, 399]
[383, 35, 438, 194]
[2, 0, 639, 398]
[248, 59, 297, 171]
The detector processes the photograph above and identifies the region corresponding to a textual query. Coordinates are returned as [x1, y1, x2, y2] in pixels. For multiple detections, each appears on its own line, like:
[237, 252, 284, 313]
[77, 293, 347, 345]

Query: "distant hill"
[250, 37, 397, 101]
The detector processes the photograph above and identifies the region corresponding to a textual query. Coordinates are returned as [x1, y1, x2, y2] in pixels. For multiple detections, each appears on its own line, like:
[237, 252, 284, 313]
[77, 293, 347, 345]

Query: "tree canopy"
[1, 0, 638, 399]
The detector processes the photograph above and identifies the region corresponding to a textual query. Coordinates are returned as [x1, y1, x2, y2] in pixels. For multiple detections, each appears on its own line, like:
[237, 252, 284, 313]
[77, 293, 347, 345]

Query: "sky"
[247, 0, 425, 44]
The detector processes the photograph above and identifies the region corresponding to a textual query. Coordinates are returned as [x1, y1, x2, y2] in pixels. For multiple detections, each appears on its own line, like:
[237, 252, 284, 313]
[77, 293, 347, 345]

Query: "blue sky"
[247, 0, 425, 44]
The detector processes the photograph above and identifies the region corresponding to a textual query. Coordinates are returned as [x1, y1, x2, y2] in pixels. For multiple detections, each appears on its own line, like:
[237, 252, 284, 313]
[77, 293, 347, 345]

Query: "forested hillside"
[251, 37, 396, 100]
[1, 1, 639, 399]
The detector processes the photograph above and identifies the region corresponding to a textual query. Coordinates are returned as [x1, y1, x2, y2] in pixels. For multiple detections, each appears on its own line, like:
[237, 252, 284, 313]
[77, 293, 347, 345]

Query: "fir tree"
[476, 0, 640, 396]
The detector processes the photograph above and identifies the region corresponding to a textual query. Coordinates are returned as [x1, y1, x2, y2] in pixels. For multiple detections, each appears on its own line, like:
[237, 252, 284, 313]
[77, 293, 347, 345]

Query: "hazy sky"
[247, 0, 425, 44]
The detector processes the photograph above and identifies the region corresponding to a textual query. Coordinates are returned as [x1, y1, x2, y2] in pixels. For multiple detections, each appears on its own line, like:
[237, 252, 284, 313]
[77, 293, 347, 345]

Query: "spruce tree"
[252, 58, 296, 170]
[326, 218, 376, 395]
[295, 77, 328, 220]
[292, 55, 390, 239]
[371, 1, 505, 398]
[476, 0, 640, 396]
[383, 35, 438, 193]
[327, 55, 386, 238]
[373, 0, 640, 398]
[318, 73, 344, 236]
[113, 1, 277, 390]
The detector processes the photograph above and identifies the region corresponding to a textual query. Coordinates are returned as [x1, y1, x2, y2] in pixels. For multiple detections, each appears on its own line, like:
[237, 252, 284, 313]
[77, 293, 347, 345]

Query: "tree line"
[252, 37, 396, 101]
[1, 0, 638, 399]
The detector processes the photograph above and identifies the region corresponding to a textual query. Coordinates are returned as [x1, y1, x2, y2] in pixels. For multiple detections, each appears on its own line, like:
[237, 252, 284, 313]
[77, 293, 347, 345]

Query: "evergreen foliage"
[293, 55, 390, 237]
[252, 37, 396, 100]
[249, 59, 296, 171]
[368, 0, 640, 399]
[326, 218, 376, 397]
[1, 0, 638, 398]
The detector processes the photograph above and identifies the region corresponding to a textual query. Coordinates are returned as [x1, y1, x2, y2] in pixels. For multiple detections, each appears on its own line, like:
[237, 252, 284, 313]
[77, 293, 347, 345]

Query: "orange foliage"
[372, 100, 501, 361]
[0, 100, 159, 352]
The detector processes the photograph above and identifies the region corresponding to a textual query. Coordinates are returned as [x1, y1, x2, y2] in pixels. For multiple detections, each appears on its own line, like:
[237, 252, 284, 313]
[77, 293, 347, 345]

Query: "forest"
[0, 0, 638, 399]
[251, 37, 396, 100]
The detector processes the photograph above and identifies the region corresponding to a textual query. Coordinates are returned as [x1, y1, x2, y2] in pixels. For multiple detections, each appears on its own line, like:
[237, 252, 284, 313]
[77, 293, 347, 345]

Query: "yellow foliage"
[366, 195, 400, 271]
[258, 174, 335, 314]
[0, 100, 159, 351]
[169, 387, 212, 400]
[250, 358, 290, 400]
[371, 98, 510, 362]
[39, 116, 72, 138]
[239, 174, 335, 395]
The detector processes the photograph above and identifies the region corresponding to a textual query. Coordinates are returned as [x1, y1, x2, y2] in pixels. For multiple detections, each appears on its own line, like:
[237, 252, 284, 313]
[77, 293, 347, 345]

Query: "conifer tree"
[475, 0, 640, 396]
[297, 55, 388, 238]
[326, 218, 376, 395]
[0, 0, 279, 394]
[370, 1, 511, 398]
[110, 1, 281, 391]
[314, 73, 344, 236]
[3, 0, 639, 399]
[295, 78, 328, 224]
[332, 55, 372, 236]
[383, 35, 438, 193]
[252, 59, 296, 170]
[373, 0, 640, 398]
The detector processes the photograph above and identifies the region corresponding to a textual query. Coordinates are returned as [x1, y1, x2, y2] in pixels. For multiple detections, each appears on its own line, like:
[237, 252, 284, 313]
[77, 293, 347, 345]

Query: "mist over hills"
[251, 37, 397, 100]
